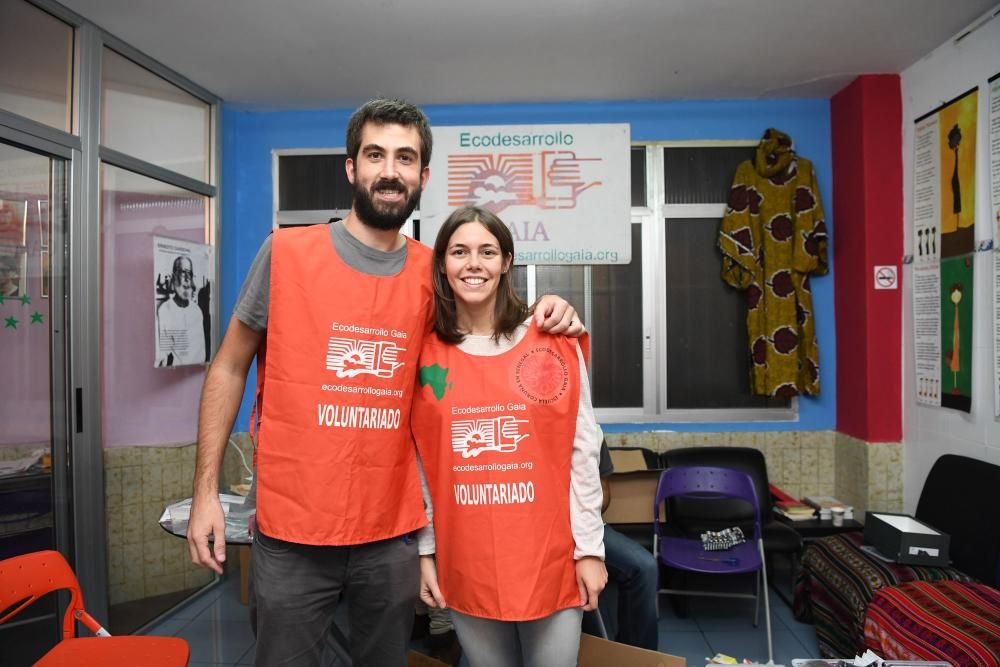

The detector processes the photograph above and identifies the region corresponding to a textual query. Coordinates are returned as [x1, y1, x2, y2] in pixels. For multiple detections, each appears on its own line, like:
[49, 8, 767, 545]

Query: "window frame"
[650, 140, 797, 423]
[272, 148, 351, 227]
[268, 142, 798, 424]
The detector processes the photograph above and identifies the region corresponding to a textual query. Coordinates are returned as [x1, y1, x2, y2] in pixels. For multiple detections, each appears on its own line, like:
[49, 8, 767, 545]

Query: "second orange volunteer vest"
[412, 323, 585, 620]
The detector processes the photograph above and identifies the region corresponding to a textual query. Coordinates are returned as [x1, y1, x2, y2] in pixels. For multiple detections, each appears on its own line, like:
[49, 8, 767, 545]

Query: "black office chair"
[660, 446, 802, 608]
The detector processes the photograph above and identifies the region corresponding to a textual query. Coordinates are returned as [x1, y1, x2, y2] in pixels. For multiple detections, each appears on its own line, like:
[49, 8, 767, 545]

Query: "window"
[661, 145, 790, 413]
[272, 143, 795, 422]
[518, 143, 792, 422]
[0, 0, 73, 132]
[100, 165, 209, 447]
[101, 48, 211, 181]
[275, 151, 352, 226]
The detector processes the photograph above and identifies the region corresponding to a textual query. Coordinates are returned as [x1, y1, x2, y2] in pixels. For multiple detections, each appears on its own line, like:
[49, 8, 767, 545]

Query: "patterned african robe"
[718, 157, 828, 397]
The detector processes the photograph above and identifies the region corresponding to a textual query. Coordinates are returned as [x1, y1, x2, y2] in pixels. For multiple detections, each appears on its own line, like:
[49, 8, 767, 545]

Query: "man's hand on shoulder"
[534, 295, 585, 337]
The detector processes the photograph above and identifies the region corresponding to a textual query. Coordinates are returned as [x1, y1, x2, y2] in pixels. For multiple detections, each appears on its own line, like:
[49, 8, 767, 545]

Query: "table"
[776, 516, 863, 540]
[159, 494, 254, 603]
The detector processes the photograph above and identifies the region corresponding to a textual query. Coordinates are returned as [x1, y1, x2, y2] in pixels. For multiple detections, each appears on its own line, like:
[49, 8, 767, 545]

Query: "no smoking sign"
[874, 265, 897, 290]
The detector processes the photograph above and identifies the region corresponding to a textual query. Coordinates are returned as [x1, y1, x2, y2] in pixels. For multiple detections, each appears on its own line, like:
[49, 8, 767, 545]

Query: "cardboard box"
[410, 636, 684, 667]
[579, 633, 685, 667]
[604, 448, 665, 525]
[864, 512, 950, 566]
[407, 650, 449, 667]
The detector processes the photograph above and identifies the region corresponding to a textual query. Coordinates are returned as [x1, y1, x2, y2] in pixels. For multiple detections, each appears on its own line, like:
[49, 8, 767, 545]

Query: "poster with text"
[421, 124, 631, 265]
[913, 87, 977, 412]
[153, 236, 213, 368]
[990, 73, 1000, 417]
[913, 105, 942, 406]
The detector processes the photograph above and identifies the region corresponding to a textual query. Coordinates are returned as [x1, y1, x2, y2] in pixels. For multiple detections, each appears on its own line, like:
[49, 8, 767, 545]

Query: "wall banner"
[912, 87, 977, 413]
[421, 124, 631, 265]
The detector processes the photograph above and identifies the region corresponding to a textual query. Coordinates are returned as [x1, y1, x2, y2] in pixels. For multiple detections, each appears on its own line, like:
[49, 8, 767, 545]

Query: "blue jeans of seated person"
[588, 524, 659, 650]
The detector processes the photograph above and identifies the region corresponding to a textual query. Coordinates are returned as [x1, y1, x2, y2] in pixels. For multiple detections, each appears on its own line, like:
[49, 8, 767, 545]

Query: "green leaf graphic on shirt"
[419, 364, 452, 400]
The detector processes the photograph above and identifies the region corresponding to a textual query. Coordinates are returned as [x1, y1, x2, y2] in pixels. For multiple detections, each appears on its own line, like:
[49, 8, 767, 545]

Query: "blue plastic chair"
[653, 465, 773, 664]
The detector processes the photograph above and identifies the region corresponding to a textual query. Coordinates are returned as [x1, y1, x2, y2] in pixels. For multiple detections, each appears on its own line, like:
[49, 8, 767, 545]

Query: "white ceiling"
[60, 0, 999, 109]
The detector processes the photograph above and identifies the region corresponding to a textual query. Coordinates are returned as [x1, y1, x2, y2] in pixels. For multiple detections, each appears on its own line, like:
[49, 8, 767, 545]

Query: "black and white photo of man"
[154, 236, 212, 367]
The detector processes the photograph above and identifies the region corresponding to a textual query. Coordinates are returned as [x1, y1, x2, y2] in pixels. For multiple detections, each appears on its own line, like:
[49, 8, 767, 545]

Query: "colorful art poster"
[941, 255, 974, 410]
[913, 87, 978, 412]
[422, 124, 631, 265]
[936, 89, 978, 257]
[990, 72, 1000, 417]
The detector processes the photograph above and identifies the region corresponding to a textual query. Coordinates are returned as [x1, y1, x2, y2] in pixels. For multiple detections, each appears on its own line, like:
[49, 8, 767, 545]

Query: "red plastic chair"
[0, 550, 189, 666]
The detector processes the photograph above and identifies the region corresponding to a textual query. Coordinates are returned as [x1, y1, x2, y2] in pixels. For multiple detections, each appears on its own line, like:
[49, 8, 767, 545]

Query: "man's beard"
[352, 178, 421, 231]
[173, 283, 194, 305]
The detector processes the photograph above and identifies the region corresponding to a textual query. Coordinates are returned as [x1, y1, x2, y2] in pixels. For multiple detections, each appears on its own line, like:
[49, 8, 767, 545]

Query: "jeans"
[593, 524, 659, 650]
[450, 607, 582, 667]
[249, 530, 419, 666]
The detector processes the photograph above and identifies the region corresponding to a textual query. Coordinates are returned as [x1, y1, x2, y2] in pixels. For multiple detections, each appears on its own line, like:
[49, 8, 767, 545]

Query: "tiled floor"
[143, 573, 819, 666]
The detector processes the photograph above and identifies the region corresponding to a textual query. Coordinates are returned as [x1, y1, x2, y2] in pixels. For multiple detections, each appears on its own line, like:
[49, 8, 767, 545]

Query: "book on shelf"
[802, 495, 850, 510]
[774, 502, 816, 521]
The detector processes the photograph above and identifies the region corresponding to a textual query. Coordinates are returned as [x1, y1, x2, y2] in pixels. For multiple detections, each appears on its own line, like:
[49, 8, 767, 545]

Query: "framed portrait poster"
[153, 236, 213, 367]
[0, 200, 27, 246]
[0, 248, 26, 297]
[40, 249, 49, 299]
[37, 200, 49, 247]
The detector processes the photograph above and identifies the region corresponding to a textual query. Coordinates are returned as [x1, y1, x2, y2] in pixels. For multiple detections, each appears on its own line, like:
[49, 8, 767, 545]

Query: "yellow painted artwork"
[938, 89, 977, 235]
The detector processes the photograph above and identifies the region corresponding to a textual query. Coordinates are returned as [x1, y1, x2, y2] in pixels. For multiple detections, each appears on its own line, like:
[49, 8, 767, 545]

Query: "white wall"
[901, 7, 1000, 512]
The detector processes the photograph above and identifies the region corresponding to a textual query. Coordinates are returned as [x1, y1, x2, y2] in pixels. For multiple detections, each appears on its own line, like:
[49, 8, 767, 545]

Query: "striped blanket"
[793, 531, 974, 658]
[864, 581, 1000, 667]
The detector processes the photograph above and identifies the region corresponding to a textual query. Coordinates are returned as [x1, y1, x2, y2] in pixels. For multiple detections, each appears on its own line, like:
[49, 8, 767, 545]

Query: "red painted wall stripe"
[831, 75, 903, 441]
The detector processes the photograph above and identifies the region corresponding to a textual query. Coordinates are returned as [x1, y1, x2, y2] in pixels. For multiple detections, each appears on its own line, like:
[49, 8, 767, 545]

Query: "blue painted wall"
[221, 98, 835, 433]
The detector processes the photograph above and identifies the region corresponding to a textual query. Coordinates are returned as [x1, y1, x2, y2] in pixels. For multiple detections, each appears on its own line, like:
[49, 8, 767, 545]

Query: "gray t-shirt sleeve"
[233, 235, 272, 332]
[598, 439, 613, 478]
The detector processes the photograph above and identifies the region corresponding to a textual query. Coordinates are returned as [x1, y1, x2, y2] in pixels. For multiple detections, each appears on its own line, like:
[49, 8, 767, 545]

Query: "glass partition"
[100, 164, 213, 632]
[0, 140, 67, 663]
[0, 0, 73, 132]
[101, 49, 210, 181]
[101, 164, 209, 447]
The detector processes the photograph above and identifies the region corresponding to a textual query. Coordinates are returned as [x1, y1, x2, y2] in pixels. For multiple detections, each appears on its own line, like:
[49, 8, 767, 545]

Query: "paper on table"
[869, 513, 940, 535]
[161, 494, 243, 521]
[169, 504, 191, 523]
[0, 449, 46, 478]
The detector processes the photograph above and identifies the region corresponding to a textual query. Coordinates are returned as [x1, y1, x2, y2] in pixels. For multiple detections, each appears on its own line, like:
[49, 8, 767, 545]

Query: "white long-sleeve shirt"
[416, 321, 605, 560]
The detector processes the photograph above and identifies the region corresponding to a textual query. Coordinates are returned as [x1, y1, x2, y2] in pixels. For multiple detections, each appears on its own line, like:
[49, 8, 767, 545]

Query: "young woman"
[412, 206, 606, 667]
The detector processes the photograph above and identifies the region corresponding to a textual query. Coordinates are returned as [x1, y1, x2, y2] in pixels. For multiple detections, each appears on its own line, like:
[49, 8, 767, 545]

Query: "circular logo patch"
[514, 346, 569, 404]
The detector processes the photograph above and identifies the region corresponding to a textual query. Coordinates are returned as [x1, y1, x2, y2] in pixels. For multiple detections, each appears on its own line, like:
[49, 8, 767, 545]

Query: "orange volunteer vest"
[254, 223, 432, 545]
[412, 323, 585, 620]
